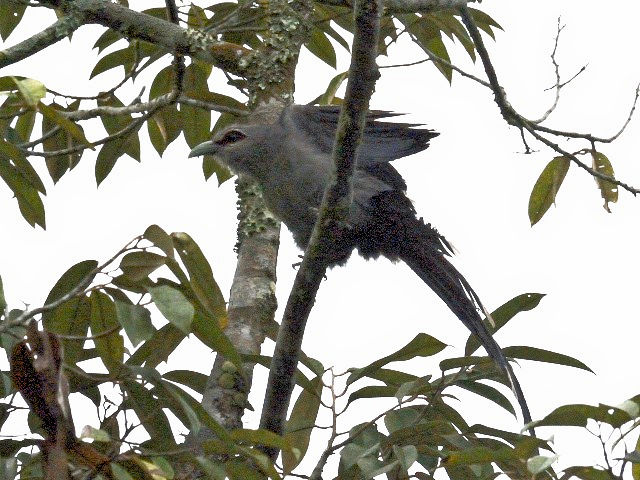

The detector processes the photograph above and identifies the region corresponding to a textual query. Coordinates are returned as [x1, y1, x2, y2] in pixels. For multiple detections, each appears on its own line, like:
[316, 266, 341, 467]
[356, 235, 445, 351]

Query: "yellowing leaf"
[11, 77, 45, 107]
[591, 150, 618, 212]
[528, 156, 570, 226]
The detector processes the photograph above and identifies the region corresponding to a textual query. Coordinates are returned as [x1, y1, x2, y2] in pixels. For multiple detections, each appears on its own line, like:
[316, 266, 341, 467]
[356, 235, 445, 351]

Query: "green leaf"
[283, 376, 322, 474]
[44, 295, 91, 365]
[502, 346, 593, 372]
[144, 225, 174, 257]
[0, 277, 5, 315]
[38, 102, 90, 146]
[465, 293, 544, 355]
[440, 355, 492, 372]
[98, 95, 141, 161]
[90, 291, 124, 372]
[314, 71, 348, 106]
[120, 251, 166, 281]
[171, 232, 227, 325]
[535, 403, 632, 428]
[591, 151, 618, 212]
[95, 141, 126, 186]
[147, 66, 183, 156]
[562, 466, 617, 480]
[42, 260, 98, 323]
[146, 285, 194, 334]
[347, 333, 446, 385]
[115, 301, 154, 347]
[182, 65, 212, 148]
[93, 29, 123, 53]
[41, 101, 82, 183]
[15, 109, 36, 143]
[305, 28, 337, 68]
[111, 463, 136, 480]
[126, 323, 185, 368]
[0, 155, 46, 228]
[393, 444, 418, 473]
[0, 1, 26, 40]
[191, 310, 245, 376]
[122, 379, 176, 450]
[347, 385, 397, 406]
[0, 138, 45, 193]
[528, 156, 570, 226]
[163, 370, 208, 394]
[456, 380, 516, 416]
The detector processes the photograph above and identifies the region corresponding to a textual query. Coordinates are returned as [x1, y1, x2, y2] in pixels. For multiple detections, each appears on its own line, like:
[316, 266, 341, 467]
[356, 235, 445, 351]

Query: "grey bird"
[189, 104, 532, 427]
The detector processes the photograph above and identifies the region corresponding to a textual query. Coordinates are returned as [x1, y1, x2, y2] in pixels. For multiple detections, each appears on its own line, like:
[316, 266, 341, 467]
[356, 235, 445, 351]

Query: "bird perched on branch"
[189, 104, 532, 427]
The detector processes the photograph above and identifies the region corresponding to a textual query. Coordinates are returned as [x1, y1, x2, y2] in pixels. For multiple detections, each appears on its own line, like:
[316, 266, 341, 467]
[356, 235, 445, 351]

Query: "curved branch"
[258, 0, 382, 461]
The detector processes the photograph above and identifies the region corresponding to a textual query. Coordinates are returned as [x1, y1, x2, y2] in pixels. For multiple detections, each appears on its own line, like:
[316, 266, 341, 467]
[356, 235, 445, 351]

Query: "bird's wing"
[281, 105, 439, 166]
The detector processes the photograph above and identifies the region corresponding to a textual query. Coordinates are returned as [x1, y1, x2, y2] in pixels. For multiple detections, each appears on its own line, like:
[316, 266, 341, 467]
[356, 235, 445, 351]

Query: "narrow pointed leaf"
[528, 156, 570, 226]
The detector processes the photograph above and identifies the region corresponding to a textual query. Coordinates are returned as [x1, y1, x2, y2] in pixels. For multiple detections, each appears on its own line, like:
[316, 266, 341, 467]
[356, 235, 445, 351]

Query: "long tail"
[396, 223, 533, 431]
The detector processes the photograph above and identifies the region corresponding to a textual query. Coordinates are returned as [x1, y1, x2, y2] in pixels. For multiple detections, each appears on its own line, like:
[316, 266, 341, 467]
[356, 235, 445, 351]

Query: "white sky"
[1, 0, 640, 477]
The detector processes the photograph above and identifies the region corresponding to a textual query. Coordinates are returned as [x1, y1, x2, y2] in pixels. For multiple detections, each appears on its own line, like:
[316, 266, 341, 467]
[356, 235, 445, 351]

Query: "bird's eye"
[215, 130, 246, 145]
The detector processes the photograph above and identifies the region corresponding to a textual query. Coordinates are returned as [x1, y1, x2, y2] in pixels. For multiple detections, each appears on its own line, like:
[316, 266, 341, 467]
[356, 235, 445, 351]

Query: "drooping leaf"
[43, 295, 91, 365]
[122, 380, 176, 450]
[0, 154, 46, 228]
[182, 65, 212, 148]
[90, 291, 124, 373]
[591, 151, 618, 212]
[456, 380, 516, 416]
[305, 28, 337, 68]
[528, 156, 570, 226]
[38, 102, 90, 146]
[283, 376, 323, 474]
[171, 232, 227, 326]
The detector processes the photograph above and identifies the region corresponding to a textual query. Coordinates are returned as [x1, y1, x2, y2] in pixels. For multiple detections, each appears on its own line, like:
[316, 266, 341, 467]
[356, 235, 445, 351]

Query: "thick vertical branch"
[194, 0, 313, 441]
[258, 0, 382, 460]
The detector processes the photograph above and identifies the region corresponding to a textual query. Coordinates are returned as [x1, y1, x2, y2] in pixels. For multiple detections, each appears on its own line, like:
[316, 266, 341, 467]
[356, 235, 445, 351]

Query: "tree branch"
[0, 16, 82, 69]
[458, 6, 640, 196]
[315, 0, 478, 14]
[5, 0, 250, 75]
[258, 0, 382, 461]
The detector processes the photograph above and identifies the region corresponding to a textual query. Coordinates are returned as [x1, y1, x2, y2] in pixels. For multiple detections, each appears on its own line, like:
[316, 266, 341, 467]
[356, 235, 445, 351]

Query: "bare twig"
[457, 6, 640, 196]
[0, 236, 142, 334]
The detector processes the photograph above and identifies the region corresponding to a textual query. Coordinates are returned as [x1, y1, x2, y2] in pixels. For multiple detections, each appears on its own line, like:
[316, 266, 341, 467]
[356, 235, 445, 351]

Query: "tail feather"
[398, 226, 534, 431]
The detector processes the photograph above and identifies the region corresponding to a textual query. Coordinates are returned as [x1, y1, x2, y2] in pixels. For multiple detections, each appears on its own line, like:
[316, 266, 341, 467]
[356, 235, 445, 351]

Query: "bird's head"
[189, 123, 283, 179]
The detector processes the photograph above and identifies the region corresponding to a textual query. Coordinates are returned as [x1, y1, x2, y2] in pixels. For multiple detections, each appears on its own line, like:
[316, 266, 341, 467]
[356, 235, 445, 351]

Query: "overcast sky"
[1, 0, 640, 476]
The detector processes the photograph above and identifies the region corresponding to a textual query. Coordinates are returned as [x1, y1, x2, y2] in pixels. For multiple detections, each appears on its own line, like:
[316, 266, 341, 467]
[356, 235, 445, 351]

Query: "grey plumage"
[189, 104, 532, 428]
